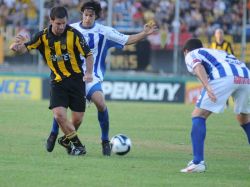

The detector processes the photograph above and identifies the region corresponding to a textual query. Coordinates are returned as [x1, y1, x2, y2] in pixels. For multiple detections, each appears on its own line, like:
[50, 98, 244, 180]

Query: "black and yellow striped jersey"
[210, 40, 234, 55]
[25, 25, 92, 82]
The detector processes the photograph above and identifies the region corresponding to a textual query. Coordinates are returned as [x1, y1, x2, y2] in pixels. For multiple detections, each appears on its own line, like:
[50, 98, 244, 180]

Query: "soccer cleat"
[180, 160, 206, 173]
[102, 140, 111, 156]
[69, 145, 87, 156]
[58, 136, 72, 154]
[46, 132, 58, 152]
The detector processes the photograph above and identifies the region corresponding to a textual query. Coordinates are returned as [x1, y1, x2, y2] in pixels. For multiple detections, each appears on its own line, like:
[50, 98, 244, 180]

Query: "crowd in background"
[0, 0, 246, 38]
[0, 0, 249, 71]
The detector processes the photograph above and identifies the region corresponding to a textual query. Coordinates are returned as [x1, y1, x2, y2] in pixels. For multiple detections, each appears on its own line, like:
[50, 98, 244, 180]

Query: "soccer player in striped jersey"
[46, 0, 158, 156]
[11, 6, 94, 156]
[180, 38, 250, 173]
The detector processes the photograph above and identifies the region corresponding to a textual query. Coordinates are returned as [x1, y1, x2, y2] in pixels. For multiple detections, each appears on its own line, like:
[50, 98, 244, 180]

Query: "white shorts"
[85, 76, 103, 101]
[196, 76, 250, 114]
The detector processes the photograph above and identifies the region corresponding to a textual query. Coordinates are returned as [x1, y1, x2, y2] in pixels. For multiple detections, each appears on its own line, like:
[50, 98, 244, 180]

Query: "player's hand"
[205, 84, 217, 102]
[83, 72, 93, 83]
[9, 42, 20, 52]
[144, 20, 158, 35]
[15, 34, 30, 44]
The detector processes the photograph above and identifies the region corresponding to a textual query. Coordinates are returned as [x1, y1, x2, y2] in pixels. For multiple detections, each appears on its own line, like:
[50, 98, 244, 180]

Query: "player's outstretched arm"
[126, 20, 158, 45]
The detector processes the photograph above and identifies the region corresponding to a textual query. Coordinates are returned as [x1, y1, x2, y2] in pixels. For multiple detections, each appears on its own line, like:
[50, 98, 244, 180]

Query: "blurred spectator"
[24, 1, 38, 29]
[0, 0, 245, 51]
[210, 28, 234, 54]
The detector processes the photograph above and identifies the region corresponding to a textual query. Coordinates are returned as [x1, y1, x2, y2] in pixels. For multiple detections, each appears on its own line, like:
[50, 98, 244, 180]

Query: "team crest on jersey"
[61, 44, 66, 50]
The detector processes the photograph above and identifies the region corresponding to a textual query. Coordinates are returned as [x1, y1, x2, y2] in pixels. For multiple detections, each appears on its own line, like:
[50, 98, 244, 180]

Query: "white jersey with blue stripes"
[70, 22, 129, 81]
[185, 48, 250, 80]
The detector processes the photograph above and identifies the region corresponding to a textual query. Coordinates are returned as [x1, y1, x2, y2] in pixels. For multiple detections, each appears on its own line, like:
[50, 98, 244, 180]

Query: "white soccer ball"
[110, 134, 132, 155]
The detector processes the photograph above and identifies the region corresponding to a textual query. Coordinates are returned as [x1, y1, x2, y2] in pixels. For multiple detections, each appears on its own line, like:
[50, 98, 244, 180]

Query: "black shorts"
[49, 76, 86, 112]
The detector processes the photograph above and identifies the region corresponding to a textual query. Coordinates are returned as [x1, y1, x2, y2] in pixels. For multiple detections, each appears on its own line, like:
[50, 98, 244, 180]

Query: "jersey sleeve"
[105, 26, 129, 48]
[185, 51, 202, 74]
[24, 30, 43, 51]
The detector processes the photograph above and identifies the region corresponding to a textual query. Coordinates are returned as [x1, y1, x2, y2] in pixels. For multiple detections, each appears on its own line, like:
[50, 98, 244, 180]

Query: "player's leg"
[53, 107, 86, 155]
[181, 78, 231, 173]
[47, 109, 83, 152]
[62, 78, 87, 155]
[91, 91, 111, 156]
[92, 91, 109, 140]
[180, 108, 211, 173]
[237, 114, 250, 144]
[86, 81, 111, 156]
[233, 83, 250, 144]
[46, 118, 59, 152]
[46, 82, 66, 152]
[191, 108, 211, 163]
[57, 111, 84, 154]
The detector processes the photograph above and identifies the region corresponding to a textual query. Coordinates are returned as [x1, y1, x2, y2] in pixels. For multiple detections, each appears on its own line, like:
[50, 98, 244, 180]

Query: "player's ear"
[50, 19, 53, 25]
[183, 50, 188, 56]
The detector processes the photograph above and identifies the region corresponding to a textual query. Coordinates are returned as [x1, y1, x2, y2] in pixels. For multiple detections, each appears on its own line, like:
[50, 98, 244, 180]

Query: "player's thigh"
[233, 84, 250, 114]
[49, 83, 69, 109]
[71, 111, 84, 125]
[197, 77, 234, 113]
[86, 78, 102, 100]
[91, 91, 106, 111]
[68, 78, 86, 112]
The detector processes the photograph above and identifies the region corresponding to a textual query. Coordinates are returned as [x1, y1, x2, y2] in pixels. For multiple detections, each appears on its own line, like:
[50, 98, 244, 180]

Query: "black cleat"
[69, 145, 87, 156]
[58, 136, 72, 154]
[46, 133, 58, 152]
[102, 140, 111, 156]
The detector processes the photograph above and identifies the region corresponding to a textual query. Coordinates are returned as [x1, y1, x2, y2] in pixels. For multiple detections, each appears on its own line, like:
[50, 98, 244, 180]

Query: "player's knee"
[236, 114, 250, 125]
[95, 101, 106, 112]
[54, 114, 66, 125]
[72, 118, 82, 126]
[191, 108, 211, 119]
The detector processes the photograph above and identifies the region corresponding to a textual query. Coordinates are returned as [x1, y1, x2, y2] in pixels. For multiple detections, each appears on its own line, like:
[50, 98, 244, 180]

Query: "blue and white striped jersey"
[70, 22, 129, 81]
[185, 48, 250, 80]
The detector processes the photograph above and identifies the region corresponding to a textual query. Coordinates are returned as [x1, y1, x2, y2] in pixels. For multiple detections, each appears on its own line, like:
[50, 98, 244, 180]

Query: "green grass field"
[0, 100, 249, 187]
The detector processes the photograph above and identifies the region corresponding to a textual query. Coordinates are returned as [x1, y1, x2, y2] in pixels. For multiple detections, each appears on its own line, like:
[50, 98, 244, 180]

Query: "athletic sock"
[241, 122, 250, 144]
[61, 135, 70, 145]
[66, 131, 83, 147]
[191, 117, 206, 164]
[51, 118, 59, 135]
[98, 108, 109, 141]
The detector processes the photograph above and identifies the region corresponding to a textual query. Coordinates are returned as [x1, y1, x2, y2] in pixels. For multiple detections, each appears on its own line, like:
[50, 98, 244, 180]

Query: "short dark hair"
[183, 38, 203, 52]
[81, 0, 102, 19]
[50, 6, 68, 20]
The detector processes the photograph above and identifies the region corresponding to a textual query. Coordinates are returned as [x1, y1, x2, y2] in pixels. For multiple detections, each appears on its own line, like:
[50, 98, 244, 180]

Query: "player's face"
[215, 30, 224, 43]
[50, 17, 67, 36]
[82, 9, 96, 28]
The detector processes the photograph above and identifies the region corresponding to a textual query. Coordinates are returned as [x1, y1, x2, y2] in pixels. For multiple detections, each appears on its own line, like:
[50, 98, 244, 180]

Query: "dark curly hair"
[183, 38, 203, 52]
[81, 0, 102, 19]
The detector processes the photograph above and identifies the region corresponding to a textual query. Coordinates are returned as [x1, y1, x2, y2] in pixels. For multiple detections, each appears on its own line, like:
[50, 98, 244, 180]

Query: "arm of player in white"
[126, 22, 158, 45]
[193, 64, 217, 102]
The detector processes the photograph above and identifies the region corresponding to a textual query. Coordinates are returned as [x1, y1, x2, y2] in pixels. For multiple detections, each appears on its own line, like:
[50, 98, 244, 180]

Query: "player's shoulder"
[70, 21, 81, 29]
[67, 24, 82, 36]
[31, 28, 47, 40]
[186, 48, 208, 62]
[96, 22, 120, 32]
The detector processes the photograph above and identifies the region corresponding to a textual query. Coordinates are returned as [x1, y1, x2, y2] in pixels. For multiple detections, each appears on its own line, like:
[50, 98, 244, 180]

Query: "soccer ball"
[110, 134, 132, 155]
